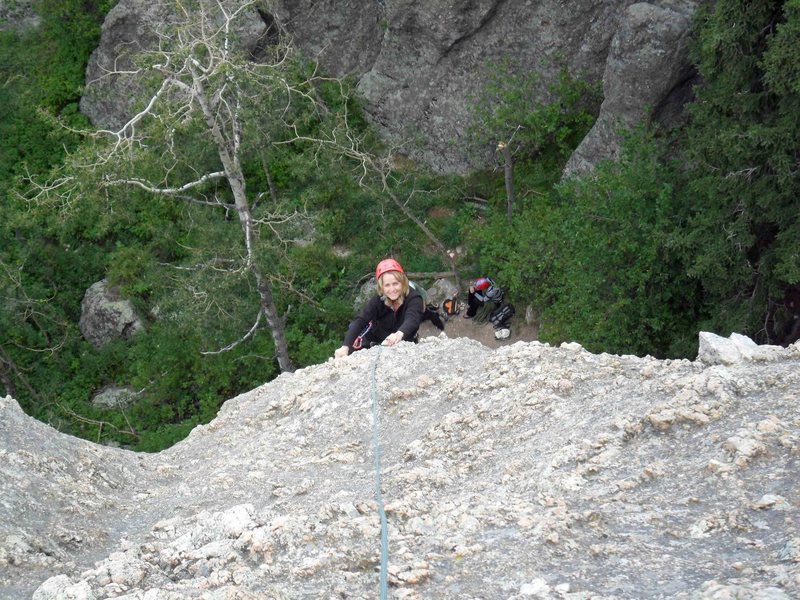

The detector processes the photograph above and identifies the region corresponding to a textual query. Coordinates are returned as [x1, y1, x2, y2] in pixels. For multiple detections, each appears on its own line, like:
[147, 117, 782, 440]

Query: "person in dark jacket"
[464, 276, 513, 340]
[465, 277, 504, 318]
[334, 258, 424, 358]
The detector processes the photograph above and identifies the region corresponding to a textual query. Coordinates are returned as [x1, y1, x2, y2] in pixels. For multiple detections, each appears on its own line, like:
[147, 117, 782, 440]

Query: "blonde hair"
[377, 270, 410, 298]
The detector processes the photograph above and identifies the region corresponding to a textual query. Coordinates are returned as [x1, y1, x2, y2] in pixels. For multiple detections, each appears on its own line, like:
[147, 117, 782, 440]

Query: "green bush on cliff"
[674, 0, 800, 344]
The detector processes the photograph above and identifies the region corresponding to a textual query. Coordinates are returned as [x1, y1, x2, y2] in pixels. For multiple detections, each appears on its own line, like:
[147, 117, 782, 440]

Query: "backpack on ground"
[489, 302, 515, 327]
[441, 293, 461, 318]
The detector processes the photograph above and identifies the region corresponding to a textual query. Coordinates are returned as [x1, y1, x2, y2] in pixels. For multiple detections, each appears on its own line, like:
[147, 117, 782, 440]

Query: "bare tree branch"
[57, 403, 139, 441]
[105, 171, 227, 196]
[201, 309, 262, 354]
[0, 259, 70, 353]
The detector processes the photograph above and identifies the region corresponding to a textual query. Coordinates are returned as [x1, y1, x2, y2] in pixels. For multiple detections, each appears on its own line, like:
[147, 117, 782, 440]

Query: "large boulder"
[0, 0, 39, 31]
[697, 331, 786, 365]
[81, 0, 704, 174]
[80, 0, 170, 130]
[563, 1, 699, 177]
[426, 277, 460, 305]
[90, 385, 138, 409]
[79, 0, 274, 130]
[79, 280, 144, 347]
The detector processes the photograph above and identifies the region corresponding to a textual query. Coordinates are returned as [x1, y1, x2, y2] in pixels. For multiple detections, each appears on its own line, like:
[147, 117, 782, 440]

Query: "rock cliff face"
[79, 0, 273, 132]
[80, 0, 704, 175]
[2, 332, 798, 599]
[79, 280, 144, 348]
[562, 1, 698, 177]
[0, 0, 39, 31]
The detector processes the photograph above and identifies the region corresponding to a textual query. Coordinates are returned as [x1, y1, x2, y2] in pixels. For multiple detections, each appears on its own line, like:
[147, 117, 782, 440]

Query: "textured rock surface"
[0, 399, 141, 598]
[80, 0, 703, 174]
[79, 280, 144, 347]
[90, 386, 138, 410]
[698, 331, 786, 366]
[0, 0, 39, 31]
[2, 332, 799, 599]
[563, 1, 699, 177]
[79, 0, 273, 129]
[269, 0, 383, 75]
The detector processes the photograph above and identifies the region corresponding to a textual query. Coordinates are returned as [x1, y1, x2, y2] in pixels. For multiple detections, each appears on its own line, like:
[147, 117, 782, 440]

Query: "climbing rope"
[369, 346, 389, 600]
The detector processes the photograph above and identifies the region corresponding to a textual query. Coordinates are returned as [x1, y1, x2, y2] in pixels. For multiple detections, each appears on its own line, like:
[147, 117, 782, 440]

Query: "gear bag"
[441, 294, 461, 317]
[488, 303, 515, 327]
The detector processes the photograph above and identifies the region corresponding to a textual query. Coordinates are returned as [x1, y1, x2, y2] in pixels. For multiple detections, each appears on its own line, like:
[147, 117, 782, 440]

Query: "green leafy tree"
[547, 131, 702, 357]
[469, 60, 601, 217]
[0, 0, 115, 407]
[471, 129, 701, 358]
[677, 0, 800, 344]
[28, 0, 358, 374]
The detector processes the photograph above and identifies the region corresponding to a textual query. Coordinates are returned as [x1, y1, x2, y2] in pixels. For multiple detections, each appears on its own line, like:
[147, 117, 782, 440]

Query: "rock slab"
[2, 332, 799, 598]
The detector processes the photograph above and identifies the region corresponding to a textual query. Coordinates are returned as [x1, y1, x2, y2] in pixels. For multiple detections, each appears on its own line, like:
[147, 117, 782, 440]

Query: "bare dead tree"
[497, 140, 515, 223]
[24, 0, 347, 374]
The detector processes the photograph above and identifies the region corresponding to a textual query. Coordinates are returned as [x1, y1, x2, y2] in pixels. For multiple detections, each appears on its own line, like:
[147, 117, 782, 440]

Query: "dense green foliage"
[468, 0, 799, 356]
[1, 1, 461, 450]
[469, 60, 601, 187]
[677, 0, 800, 344]
[0, 0, 118, 439]
[474, 130, 702, 358]
[1, 0, 798, 451]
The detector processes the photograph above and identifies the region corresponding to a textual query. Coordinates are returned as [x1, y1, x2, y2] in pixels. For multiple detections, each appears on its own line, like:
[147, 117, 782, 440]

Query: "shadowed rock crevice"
[250, 7, 282, 61]
[436, 0, 507, 62]
[652, 69, 700, 129]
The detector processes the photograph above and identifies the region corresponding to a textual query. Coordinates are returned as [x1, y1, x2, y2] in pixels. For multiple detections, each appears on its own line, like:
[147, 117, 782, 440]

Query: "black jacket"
[343, 288, 424, 350]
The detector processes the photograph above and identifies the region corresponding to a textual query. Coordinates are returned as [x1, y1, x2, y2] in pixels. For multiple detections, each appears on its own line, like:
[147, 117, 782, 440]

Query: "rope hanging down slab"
[370, 346, 390, 599]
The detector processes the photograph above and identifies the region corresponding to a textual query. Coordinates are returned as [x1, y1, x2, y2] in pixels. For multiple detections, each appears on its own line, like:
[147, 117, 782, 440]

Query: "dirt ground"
[417, 312, 539, 349]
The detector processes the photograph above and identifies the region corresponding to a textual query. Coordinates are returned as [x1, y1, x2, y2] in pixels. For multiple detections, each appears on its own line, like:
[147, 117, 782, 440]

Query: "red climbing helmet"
[375, 258, 404, 280]
[474, 277, 494, 291]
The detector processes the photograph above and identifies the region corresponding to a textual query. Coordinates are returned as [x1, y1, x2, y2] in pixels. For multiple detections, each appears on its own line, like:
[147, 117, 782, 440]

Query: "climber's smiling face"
[381, 272, 402, 303]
